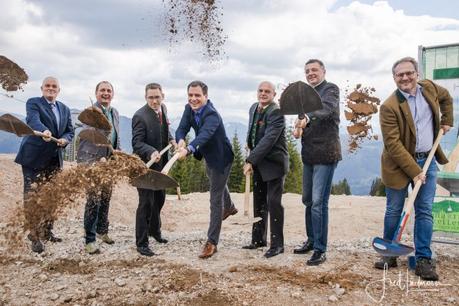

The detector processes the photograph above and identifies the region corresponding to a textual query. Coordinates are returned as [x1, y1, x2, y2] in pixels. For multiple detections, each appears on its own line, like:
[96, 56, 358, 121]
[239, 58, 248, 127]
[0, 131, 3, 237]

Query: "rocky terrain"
[0, 154, 458, 305]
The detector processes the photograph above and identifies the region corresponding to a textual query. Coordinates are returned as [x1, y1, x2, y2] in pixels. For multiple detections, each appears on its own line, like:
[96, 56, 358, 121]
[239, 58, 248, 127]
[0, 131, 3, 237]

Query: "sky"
[1, 0, 459, 128]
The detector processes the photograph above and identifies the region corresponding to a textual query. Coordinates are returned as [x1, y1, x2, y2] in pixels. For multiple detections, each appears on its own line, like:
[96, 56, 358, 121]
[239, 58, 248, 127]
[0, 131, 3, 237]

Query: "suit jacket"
[15, 96, 74, 170]
[76, 101, 120, 164]
[175, 100, 233, 173]
[246, 102, 289, 181]
[380, 79, 453, 189]
[132, 103, 173, 171]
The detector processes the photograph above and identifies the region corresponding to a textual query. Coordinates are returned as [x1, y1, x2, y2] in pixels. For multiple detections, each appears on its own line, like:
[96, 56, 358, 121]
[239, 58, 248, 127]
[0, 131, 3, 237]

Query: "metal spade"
[77, 106, 111, 131]
[0, 113, 59, 142]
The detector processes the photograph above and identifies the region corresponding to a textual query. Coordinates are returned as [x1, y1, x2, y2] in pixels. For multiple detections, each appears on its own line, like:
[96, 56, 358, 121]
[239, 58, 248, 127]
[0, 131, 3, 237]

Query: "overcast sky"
[1, 0, 459, 128]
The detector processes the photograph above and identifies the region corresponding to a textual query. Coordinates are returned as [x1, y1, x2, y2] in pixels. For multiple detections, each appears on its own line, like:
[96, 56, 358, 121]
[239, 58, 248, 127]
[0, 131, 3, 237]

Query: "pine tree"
[228, 132, 245, 193]
[284, 125, 303, 194]
[369, 177, 386, 196]
[331, 178, 352, 195]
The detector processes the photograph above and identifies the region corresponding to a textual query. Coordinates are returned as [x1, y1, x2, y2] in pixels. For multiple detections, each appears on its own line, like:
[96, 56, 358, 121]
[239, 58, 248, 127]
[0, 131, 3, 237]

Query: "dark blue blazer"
[175, 100, 233, 173]
[15, 96, 74, 170]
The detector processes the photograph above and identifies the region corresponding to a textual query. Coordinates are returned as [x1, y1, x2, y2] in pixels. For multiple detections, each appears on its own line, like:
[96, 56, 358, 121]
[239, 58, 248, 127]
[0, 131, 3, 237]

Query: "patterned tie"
[157, 111, 163, 125]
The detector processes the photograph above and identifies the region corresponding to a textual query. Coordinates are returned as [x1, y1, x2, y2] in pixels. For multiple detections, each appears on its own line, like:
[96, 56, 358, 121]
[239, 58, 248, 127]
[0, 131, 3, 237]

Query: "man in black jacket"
[242, 81, 289, 258]
[132, 83, 176, 256]
[293, 59, 341, 266]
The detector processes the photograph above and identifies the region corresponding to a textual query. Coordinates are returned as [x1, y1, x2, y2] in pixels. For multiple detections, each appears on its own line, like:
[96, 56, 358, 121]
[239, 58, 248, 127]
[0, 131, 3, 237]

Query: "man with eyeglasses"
[292, 59, 341, 266]
[375, 56, 453, 281]
[242, 81, 289, 258]
[132, 83, 176, 256]
[15, 76, 74, 253]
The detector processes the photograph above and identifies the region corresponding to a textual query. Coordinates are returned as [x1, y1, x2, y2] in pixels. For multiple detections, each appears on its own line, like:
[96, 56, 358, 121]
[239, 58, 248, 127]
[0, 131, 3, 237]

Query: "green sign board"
[433, 199, 459, 233]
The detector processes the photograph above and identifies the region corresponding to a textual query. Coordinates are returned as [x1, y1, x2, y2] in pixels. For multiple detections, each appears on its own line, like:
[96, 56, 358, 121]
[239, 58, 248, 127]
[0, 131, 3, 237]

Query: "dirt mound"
[344, 84, 380, 153]
[0, 55, 28, 91]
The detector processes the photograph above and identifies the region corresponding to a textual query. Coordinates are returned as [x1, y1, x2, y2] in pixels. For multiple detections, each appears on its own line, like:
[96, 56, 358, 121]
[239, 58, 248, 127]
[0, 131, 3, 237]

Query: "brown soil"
[0, 154, 458, 305]
[0, 55, 28, 92]
[163, 0, 227, 60]
[344, 84, 381, 153]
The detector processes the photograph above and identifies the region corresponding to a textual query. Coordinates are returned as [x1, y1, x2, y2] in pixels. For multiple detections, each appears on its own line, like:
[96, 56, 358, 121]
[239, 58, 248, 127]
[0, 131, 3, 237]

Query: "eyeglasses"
[394, 70, 417, 78]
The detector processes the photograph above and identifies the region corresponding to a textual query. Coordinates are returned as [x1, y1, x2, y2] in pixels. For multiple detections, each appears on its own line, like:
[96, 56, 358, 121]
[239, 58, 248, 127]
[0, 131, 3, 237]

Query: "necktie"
[50, 103, 60, 130]
[158, 111, 163, 125]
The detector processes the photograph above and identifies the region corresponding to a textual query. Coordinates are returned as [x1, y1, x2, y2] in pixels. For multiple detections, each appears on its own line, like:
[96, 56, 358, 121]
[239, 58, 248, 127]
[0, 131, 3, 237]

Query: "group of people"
[14, 56, 453, 282]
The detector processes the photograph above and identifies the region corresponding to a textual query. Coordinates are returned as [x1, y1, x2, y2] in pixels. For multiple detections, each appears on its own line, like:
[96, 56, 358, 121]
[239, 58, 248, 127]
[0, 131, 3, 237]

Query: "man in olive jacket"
[375, 57, 453, 281]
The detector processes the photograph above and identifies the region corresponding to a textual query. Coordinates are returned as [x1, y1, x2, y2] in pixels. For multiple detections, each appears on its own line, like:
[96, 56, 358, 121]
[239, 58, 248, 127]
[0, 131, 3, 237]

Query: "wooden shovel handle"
[161, 152, 180, 175]
[33, 130, 60, 143]
[145, 144, 173, 168]
[244, 173, 250, 216]
[395, 130, 444, 241]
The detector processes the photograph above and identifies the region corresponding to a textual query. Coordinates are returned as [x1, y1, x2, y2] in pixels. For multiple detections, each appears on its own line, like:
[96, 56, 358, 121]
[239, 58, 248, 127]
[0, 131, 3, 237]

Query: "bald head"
[41, 76, 60, 102]
[257, 81, 276, 106]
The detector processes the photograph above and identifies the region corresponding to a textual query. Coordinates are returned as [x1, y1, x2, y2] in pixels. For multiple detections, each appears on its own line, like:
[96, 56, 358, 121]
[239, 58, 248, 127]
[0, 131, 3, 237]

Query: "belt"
[414, 151, 430, 159]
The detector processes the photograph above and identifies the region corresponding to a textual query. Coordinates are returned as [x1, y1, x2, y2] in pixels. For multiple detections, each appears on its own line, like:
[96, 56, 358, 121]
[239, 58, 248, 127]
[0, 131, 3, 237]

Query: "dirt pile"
[1, 152, 147, 246]
[344, 84, 380, 153]
[163, 0, 227, 60]
[0, 55, 28, 92]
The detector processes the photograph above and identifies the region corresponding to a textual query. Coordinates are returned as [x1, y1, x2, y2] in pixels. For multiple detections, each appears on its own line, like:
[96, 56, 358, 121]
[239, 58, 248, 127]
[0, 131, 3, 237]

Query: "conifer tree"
[228, 132, 245, 193]
[284, 125, 303, 194]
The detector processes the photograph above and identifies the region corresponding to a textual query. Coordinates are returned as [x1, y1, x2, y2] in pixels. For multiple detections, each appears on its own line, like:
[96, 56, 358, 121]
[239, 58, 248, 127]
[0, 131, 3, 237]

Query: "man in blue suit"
[176, 80, 238, 259]
[15, 76, 74, 253]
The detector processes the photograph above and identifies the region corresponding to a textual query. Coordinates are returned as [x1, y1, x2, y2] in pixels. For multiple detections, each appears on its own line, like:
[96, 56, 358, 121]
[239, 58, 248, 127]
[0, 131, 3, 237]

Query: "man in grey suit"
[242, 81, 289, 258]
[132, 83, 176, 256]
[77, 81, 121, 254]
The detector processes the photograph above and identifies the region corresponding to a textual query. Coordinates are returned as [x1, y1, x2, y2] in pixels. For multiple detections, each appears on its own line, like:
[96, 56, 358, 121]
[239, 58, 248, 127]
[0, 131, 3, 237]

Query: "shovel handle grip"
[394, 130, 444, 241]
[161, 152, 180, 175]
[33, 131, 60, 143]
[146, 144, 173, 168]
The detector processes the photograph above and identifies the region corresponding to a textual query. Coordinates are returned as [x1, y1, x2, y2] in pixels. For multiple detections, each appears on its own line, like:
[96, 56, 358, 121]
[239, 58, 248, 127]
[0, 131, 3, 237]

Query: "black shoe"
[31, 240, 44, 253]
[306, 251, 326, 266]
[153, 235, 168, 244]
[374, 256, 398, 270]
[242, 242, 266, 250]
[415, 258, 439, 281]
[137, 246, 155, 257]
[264, 246, 284, 258]
[45, 231, 62, 243]
[293, 241, 314, 254]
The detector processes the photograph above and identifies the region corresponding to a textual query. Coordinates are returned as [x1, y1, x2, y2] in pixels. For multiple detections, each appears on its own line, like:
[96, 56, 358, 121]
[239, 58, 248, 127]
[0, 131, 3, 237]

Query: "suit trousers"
[84, 185, 112, 244]
[206, 163, 234, 245]
[136, 188, 166, 247]
[251, 167, 285, 248]
[22, 158, 60, 239]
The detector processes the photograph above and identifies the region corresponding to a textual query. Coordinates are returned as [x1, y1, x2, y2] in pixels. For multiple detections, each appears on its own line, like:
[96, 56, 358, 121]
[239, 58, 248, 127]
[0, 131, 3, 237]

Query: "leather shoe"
[415, 258, 438, 281]
[307, 251, 326, 266]
[293, 241, 313, 254]
[137, 246, 155, 257]
[45, 231, 62, 243]
[374, 256, 397, 270]
[152, 235, 168, 244]
[264, 246, 284, 258]
[199, 241, 217, 259]
[242, 242, 266, 249]
[31, 239, 44, 253]
[223, 207, 238, 220]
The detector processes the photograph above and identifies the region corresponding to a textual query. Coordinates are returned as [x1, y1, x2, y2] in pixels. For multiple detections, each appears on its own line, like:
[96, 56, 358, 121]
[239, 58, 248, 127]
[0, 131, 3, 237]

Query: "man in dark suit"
[176, 80, 237, 259]
[242, 81, 289, 258]
[293, 59, 341, 266]
[76, 81, 120, 254]
[15, 76, 74, 253]
[132, 83, 176, 256]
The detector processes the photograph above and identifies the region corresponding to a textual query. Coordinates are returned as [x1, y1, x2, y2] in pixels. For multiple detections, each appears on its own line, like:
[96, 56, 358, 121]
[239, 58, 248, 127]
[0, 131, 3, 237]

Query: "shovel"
[279, 81, 322, 137]
[372, 130, 444, 257]
[0, 113, 59, 142]
[77, 106, 111, 131]
[232, 170, 262, 225]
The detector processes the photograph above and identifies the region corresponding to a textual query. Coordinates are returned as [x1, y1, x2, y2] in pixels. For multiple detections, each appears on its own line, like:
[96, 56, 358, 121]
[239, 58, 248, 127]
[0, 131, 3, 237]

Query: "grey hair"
[392, 57, 418, 74]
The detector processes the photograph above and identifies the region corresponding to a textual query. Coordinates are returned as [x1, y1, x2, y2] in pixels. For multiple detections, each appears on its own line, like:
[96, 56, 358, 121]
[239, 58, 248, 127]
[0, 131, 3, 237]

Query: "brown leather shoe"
[223, 207, 238, 220]
[199, 241, 217, 259]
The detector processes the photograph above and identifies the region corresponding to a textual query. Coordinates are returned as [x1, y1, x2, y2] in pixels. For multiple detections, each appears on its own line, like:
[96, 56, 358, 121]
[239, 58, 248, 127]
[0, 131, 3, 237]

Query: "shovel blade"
[372, 237, 414, 257]
[231, 216, 262, 225]
[131, 170, 178, 191]
[78, 107, 112, 130]
[279, 81, 322, 115]
[78, 129, 110, 146]
[0, 113, 33, 137]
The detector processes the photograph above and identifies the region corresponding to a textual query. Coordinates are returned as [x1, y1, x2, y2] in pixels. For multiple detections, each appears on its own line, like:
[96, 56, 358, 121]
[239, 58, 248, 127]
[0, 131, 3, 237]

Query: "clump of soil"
[163, 0, 227, 60]
[344, 84, 380, 153]
[1, 152, 148, 246]
[0, 55, 28, 91]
